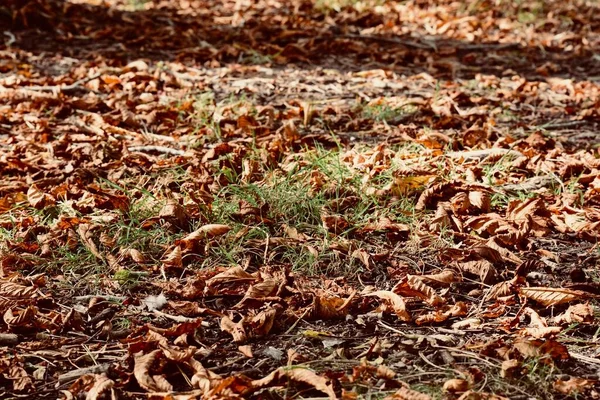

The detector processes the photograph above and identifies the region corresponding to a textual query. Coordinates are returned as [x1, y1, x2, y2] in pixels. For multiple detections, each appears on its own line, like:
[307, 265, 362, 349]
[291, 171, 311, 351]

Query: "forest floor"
[1, 0, 600, 399]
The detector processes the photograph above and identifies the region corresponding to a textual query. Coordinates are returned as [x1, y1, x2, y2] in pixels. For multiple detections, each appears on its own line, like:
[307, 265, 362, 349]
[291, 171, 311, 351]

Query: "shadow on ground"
[2, 0, 599, 80]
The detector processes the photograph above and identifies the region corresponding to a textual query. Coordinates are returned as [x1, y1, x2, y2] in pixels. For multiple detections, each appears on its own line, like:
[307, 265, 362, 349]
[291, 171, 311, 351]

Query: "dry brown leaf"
[396, 276, 444, 306]
[250, 367, 336, 400]
[0, 281, 38, 299]
[3, 306, 36, 328]
[500, 359, 522, 378]
[188, 358, 223, 394]
[312, 292, 354, 319]
[457, 260, 497, 284]
[220, 316, 247, 343]
[8, 365, 33, 392]
[364, 290, 411, 321]
[77, 224, 103, 260]
[553, 303, 594, 324]
[554, 376, 597, 395]
[443, 378, 469, 393]
[182, 224, 231, 244]
[85, 374, 115, 400]
[513, 338, 570, 361]
[384, 386, 432, 400]
[27, 184, 55, 209]
[413, 270, 458, 287]
[521, 308, 562, 338]
[238, 345, 253, 358]
[161, 245, 182, 268]
[206, 266, 254, 286]
[519, 287, 589, 307]
[134, 350, 172, 392]
[248, 308, 277, 337]
[159, 200, 187, 227]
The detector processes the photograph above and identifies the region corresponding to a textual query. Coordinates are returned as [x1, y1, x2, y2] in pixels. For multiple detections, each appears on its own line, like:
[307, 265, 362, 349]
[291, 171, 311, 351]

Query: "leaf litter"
[1, 0, 600, 399]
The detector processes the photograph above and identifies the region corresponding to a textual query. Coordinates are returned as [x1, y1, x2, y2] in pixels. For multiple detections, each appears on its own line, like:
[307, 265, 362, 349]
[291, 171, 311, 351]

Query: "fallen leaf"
[364, 290, 411, 321]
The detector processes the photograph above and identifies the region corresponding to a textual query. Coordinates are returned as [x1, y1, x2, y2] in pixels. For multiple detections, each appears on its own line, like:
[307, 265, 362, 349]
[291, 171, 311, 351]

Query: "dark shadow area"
[1, 0, 599, 81]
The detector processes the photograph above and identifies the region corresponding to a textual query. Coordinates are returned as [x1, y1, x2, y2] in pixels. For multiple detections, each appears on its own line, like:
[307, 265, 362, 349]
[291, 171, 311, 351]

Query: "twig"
[570, 352, 600, 366]
[58, 363, 111, 383]
[335, 35, 520, 52]
[22, 73, 104, 93]
[284, 307, 311, 335]
[152, 310, 211, 327]
[337, 34, 436, 50]
[74, 295, 126, 303]
[128, 145, 186, 156]
[0, 333, 19, 345]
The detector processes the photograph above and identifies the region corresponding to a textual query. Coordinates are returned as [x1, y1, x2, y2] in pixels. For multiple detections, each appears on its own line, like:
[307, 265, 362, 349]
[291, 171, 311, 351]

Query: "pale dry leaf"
[384, 386, 432, 400]
[188, 358, 222, 394]
[77, 224, 103, 260]
[364, 290, 411, 321]
[220, 316, 247, 343]
[250, 367, 336, 400]
[129, 248, 146, 264]
[522, 307, 562, 338]
[85, 374, 115, 400]
[249, 308, 277, 337]
[27, 184, 55, 209]
[500, 359, 522, 378]
[0, 281, 38, 298]
[414, 270, 458, 287]
[206, 266, 254, 286]
[404, 276, 444, 306]
[451, 317, 482, 330]
[519, 287, 588, 307]
[238, 345, 253, 358]
[554, 376, 596, 395]
[443, 378, 469, 393]
[134, 350, 172, 392]
[8, 365, 33, 392]
[553, 303, 594, 324]
[182, 224, 231, 246]
[161, 245, 182, 268]
[457, 260, 497, 284]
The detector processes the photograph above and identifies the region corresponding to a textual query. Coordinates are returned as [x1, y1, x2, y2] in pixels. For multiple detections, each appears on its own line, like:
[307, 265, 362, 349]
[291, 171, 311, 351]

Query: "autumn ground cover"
[1, 0, 600, 398]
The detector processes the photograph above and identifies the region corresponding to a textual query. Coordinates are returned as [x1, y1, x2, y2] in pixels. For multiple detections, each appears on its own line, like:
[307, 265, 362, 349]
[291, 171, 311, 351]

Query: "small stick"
[58, 363, 111, 383]
[22, 73, 104, 93]
[128, 146, 185, 156]
[0, 333, 19, 345]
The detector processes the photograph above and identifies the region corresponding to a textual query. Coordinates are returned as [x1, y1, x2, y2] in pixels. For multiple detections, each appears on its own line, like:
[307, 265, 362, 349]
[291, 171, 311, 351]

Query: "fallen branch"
[334, 35, 520, 52]
[128, 145, 186, 156]
[20, 73, 104, 93]
[446, 148, 523, 161]
[74, 295, 126, 303]
[500, 175, 558, 193]
[0, 333, 19, 345]
[58, 363, 111, 383]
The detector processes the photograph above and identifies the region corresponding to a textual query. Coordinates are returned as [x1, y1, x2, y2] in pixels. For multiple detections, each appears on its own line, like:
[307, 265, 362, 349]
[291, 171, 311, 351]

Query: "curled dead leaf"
[134, 350, 173, 392]
[554, 376, 597, 395]
[364, 290, 411, 321]
[553, 303, 594, 324]
[396, 276, 444, 307]
[220, 316, 247, 343]
[413, 270, 458, 287]
[443, 378, 469, 393]
[384, 386, 432, 400]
